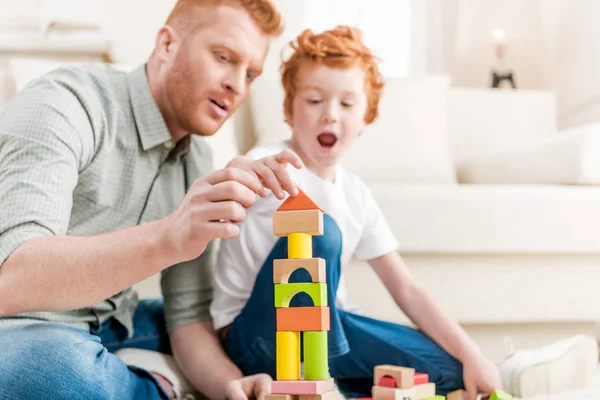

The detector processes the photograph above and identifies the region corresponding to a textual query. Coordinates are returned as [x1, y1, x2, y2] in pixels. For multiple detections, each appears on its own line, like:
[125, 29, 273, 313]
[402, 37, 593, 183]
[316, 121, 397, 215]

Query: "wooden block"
[414, 382, 435, 398]
[273, 210, 324, 236]
[414, 372, 429, 385]
[447, 390, 467, 400]
[288, 232, 312, 259]
[274, 283, 327, 308]
[489, 390, 513, 400]
[420, 396, 444, 400]
[304, 331, 329, 380]
[379, 376, 396, 388]
[372, 386, 416, 400]
[298, 389, 340, 400]
[278, 188, 324, 212]
[266, 395, 298, 400]
[276, 331, 300, 380]
[273, 258, 326, 283]
[374, 365, 415, 389]
[276, 307, 330, 331]
[271, 378, 335, 395]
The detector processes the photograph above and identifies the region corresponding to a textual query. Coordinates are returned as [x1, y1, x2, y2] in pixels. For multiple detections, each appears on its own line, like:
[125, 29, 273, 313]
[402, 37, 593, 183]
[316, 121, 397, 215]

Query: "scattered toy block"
[277, 188, 324, 212]
[379, 376, 396, 388]
[374, 365, 415, 389]
[271, 378, 335, 395]
[489, 390, 513, 400]
[273, 258, 326, 283]
[414, 372, 429, 385]
[420, 396, 444, 400]
[298, 389, 340, 400]
[276, 331, 300, 380]
[274, 282, 327, 308]
[304, 331, 329, 380]
[266, 395, 298, 400]
[276, 306, 330, 331]
[414, 382, 435, 398]
[447, 389, 466, 400]
[288, 232, 312, 259]
[273, 210, 324, 237]
[372, 386, 416, 400]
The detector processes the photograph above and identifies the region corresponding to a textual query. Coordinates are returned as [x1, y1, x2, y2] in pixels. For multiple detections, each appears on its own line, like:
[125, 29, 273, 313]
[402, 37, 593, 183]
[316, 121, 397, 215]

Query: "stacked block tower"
[267, 189, 339, 400]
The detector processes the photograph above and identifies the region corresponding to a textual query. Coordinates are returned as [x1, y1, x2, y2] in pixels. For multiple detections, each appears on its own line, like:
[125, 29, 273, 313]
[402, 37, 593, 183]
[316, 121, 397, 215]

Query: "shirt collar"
[127, 65, 173, 151]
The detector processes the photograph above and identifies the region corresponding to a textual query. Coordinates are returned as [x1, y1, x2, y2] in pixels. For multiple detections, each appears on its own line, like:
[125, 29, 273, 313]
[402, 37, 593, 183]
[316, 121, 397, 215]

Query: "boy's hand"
[462, 350, 503, 400]
[229, 149, 303, 200]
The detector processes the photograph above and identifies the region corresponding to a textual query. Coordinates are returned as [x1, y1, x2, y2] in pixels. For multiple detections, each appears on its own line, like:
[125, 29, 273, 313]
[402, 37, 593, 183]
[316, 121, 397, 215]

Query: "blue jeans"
[223, 214, 464, 397]
[0, 299, 171, 400]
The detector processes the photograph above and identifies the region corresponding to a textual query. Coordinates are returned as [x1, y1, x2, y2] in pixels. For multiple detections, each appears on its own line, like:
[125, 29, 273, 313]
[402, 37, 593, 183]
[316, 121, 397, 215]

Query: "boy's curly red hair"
[281, 26, 384, 125]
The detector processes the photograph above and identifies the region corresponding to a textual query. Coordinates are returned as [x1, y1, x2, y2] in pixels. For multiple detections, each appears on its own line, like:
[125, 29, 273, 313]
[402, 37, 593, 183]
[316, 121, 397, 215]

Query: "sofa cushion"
[448, 88, 557, 172]
[341, 75, 457, 184]
[459, 122, 600, 185]
[249, 74, 457, 184]
[370, 183, 600, 254]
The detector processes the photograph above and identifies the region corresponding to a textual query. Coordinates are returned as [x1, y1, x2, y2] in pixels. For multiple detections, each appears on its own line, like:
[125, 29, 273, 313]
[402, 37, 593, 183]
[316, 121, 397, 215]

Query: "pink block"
[270, 379, 335, 395]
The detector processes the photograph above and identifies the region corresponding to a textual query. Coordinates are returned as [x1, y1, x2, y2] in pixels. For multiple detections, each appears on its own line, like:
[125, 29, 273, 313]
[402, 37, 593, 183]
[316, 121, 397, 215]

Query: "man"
[0, 1, 288, 399]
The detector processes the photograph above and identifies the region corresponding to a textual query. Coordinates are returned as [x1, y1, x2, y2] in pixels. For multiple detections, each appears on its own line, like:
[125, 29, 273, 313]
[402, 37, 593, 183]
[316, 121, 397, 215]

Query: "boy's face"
[289, 63, 368, 169]
[165, 5, 270, 136]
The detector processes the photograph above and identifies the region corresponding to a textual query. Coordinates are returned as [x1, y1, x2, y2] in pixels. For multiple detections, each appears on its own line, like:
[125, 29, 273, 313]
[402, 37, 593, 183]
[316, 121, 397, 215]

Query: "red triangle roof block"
[277, 188, 324, 212]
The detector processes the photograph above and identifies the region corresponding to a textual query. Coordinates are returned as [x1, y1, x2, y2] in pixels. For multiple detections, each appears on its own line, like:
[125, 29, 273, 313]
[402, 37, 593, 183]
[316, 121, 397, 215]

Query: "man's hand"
[462, 350, 503, 400]
[225, 374, 272, 400]
[162, 167, 265, 262]
[229, 149, 302, 200]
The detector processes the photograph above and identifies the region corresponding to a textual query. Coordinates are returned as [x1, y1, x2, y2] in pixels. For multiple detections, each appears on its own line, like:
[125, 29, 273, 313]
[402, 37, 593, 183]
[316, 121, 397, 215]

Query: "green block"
[274, 283, 327, 307]
[421, 397, 445, 400]
[303, 331, 329, 380]
[490, 390, 513, 400]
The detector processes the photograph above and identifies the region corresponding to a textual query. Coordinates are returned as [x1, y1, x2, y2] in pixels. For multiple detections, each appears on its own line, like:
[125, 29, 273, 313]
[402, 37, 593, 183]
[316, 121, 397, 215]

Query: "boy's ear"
[284, 111, 293, 126]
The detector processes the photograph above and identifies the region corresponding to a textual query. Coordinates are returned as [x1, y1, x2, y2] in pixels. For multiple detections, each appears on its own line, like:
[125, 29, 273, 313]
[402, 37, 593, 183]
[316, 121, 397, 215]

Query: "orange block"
[276, 307, 330, 332]
[277, 188, 324, 212]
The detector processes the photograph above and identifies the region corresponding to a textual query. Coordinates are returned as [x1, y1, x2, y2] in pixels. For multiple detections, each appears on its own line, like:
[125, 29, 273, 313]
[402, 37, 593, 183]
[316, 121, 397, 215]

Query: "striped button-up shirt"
[0, 63, 215, 334]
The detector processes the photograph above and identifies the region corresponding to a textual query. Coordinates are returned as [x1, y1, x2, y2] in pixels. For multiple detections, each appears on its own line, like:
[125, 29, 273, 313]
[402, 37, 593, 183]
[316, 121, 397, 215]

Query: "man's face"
[166, 5, 270, 136]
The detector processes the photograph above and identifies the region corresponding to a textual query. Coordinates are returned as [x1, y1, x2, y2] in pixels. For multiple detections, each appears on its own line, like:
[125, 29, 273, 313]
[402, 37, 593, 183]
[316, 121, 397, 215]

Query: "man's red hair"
[281, 26, 384, 124]
[166, 0, 283, 36]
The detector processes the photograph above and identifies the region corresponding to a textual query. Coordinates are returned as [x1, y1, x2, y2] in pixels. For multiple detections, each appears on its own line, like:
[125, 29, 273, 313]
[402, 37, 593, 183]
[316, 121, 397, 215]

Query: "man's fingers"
[206, 221, 240, 239]
[264, 158, 298, 197]
[204, 167, 264, 195]
[202, 201, 247, 223]
[249, 374, 272, 400]
[275, 149, 302, 169]
[205, 181, 258, 209]
[226, 381, 248, 400]
[254, 163, 284, 199]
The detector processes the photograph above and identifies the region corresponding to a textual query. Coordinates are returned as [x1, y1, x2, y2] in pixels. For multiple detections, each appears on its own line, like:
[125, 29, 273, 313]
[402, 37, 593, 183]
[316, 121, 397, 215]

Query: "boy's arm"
[369, 251, 480, 361]
[369, 251, 502, 398]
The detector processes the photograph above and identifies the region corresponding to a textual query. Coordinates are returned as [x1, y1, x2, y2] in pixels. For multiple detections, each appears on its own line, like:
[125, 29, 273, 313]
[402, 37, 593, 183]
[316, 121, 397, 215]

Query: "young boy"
[211, 26, 599, 399]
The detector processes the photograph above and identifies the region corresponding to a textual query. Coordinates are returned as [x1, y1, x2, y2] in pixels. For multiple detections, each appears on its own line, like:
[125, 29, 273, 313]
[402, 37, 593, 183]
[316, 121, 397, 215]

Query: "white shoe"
[499, 335, 599, 397]
[114, 348, 197, 400]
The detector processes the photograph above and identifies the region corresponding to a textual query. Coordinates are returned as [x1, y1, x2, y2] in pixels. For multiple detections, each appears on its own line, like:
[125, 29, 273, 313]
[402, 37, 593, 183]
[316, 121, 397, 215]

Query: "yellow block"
[276, 331, 300, 380]
[288, 233, 312, 259]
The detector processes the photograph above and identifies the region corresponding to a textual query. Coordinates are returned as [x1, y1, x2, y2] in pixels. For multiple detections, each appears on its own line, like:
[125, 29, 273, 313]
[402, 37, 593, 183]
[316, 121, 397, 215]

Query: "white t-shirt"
[210, 141, 399, 330]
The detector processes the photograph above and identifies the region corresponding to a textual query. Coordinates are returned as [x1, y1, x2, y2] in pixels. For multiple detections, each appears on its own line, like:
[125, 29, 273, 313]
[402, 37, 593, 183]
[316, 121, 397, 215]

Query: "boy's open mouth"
[318, 133, 337, 148]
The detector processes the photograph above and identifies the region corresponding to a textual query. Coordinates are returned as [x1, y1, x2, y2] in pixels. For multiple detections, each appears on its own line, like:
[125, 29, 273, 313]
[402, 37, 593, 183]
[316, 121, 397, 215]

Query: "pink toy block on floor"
[414, 373, 429, 385]
[271, 378, 335, 395]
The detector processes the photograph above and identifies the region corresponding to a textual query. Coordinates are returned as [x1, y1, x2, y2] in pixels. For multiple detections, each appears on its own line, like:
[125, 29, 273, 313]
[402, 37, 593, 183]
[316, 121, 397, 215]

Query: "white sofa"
[2, 58, 599, 360]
